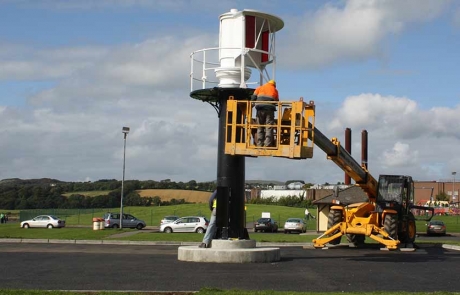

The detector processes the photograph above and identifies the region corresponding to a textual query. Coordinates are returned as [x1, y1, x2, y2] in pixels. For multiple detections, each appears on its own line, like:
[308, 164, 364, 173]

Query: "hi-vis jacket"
[252, 82, 279, 110]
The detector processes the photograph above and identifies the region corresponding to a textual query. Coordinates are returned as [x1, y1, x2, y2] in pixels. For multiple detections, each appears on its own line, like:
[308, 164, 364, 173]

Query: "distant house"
[313, 186, 368, 232]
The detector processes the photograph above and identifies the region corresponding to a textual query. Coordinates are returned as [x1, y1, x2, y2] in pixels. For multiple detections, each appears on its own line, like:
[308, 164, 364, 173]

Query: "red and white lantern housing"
[190, 9, 284, 93]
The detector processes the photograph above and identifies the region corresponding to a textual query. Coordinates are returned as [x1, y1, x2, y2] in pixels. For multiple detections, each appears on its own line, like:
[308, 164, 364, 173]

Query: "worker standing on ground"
[251, 80, 279, 147]
[305, 207, 315, 221]
[199, 190, 217, 248]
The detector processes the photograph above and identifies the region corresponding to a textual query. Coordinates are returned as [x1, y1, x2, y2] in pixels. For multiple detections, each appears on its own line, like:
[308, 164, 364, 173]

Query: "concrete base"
[178, 239, 280, 263]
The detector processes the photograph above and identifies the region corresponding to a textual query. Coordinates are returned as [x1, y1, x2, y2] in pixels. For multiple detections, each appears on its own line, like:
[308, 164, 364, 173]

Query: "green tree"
[436, 192, 450, 201]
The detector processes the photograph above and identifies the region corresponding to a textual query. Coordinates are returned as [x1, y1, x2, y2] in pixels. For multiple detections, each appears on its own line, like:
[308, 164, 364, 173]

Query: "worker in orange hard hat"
[251, 79, 279, 147]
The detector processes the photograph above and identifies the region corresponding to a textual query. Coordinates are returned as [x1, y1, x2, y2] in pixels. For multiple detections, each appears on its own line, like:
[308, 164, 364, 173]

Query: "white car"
[21, 215, 66, 229]
[160, 216, 209, 233]
[283, 218, 306, 234]
[160, 215, 179, 225]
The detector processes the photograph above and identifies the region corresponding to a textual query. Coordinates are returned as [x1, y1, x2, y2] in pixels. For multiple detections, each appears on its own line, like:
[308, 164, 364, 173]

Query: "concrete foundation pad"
[178, 246, 280, 263]
[178, 240, 279, 263]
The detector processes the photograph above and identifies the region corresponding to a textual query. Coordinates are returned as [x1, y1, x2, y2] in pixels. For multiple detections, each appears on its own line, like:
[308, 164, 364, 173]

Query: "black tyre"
[47, 224, 54, 229]
[164, 227, 172, 233]
[384, 214, 398, 240]
[23, 223, 29, 229]
[399, 213, 416, 243]
[112, 224, 119, 229]
[284, 230, 288, 234]
[346, 234, 365, 245]
[327, 209, 343, 245]
[196, 227, 205, 234]
[136, 224, 144, 230]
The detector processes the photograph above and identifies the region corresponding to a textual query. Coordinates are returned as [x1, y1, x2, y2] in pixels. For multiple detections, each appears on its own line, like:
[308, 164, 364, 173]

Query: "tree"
[436, 192, 449, 201]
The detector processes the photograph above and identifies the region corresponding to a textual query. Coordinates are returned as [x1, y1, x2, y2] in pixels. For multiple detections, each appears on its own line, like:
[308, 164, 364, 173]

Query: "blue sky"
[1, 0, 460, 184]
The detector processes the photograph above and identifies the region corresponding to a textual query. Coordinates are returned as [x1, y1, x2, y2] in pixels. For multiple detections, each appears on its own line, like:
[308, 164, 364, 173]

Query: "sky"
[1, 0, 460, 185]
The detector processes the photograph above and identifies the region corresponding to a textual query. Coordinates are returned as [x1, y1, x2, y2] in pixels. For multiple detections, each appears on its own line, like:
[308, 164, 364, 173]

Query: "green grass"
[33, 204, 310, 227]
[0, 290, 459, 295]
[61, 190, 111, 197]
[2, 204, 460, 245]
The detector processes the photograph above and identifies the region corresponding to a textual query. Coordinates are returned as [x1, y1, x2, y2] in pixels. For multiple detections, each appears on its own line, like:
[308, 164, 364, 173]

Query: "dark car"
[103, 212, 146, 230]
[426, 220, 446, 235]
[254, 217, 278, 233]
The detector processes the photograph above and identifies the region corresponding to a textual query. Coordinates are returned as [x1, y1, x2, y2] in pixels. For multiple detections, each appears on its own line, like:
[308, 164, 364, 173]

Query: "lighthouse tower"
[189, 9, 284, 247]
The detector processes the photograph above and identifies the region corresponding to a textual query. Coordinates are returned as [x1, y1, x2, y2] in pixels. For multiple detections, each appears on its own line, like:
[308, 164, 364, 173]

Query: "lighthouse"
[190, 9, 284, 241]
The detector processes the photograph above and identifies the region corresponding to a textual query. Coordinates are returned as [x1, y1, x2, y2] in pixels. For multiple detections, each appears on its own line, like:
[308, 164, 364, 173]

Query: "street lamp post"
[453, 172, 457, 206]
[120, 127, 130, 229]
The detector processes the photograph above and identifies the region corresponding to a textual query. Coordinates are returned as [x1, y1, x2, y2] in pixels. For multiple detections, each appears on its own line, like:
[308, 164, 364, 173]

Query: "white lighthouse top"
[190, 8, 284, 100]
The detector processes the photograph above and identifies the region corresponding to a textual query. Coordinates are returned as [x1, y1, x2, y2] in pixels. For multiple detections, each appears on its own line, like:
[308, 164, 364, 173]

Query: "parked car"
[160, 216, 209, 233]
[426, 220, 446, 235]
[283, 218, 306, 234]
[254, 217, 278, 233]
[20, 215, 66, 229]
[160, 215, 179, 225]
[103, 212, 146, 230]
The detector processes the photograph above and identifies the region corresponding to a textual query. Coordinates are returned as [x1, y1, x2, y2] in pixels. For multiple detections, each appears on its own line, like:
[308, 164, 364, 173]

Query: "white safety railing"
[190, 47, 276, 92]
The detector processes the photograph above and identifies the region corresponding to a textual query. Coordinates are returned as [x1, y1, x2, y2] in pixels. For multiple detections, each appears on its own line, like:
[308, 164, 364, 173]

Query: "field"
[61, 189, 212, 203]
[62, 190, 111, 197]
[137, 189, 212, 203]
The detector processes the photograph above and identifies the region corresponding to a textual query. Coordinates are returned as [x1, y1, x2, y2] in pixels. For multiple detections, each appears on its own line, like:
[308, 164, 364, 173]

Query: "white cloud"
[381, 142, 419, 168]
[280, 0, 452, 68]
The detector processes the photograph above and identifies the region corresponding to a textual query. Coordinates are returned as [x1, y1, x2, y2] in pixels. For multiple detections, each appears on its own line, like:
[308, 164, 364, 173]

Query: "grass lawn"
[0, 290, 459, 295]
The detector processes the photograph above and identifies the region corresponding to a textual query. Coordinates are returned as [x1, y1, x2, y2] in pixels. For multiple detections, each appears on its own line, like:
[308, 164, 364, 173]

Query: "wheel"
[164, 227, 172, 233]
[47, 224, 54, 229]
[346, 234, 365, 245]
[136, 224, 143, 230]
[196, 227, 205, 234]
[112, 224, 119, 229]
[327, 209, 343, 245]
[302, 228, 307, 233]
[23, 223, 29, 229]
[284, 230, 287, 234]
[399, 213, 416, 243]
[384, 214, 398, 240]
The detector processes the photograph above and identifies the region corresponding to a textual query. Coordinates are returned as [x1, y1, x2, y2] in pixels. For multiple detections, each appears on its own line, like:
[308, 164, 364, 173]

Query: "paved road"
[1, 242, 460, 292]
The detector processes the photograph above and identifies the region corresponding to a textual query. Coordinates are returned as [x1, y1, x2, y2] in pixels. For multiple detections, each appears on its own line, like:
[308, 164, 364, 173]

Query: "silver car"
[21, 215, 66, 229]
[103, 212, 146, 230]
[283, 218, 306, 234]
[160, 216, 209, 233]
[160, 215, 179, 225]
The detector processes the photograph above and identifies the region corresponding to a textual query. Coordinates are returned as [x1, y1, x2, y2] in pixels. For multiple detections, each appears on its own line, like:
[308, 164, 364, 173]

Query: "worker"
[304, 208, 315, 221]
[251, 80, 279, 147]
[199, 190, 217, 248]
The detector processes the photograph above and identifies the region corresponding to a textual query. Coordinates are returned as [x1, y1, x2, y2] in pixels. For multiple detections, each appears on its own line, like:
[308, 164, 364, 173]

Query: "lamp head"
[122, 127, 130, 134]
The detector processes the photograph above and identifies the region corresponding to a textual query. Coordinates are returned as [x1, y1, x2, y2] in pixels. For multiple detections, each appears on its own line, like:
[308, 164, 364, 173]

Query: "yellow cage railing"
[225, 98, 315, 159]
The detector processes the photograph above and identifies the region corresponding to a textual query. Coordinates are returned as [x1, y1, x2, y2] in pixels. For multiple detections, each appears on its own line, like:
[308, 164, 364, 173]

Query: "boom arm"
[310, 126, 378, 202]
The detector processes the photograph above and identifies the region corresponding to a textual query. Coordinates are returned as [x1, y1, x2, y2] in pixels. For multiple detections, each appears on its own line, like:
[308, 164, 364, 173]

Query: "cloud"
[0, 44, 108, 81]
[381, 142, 419, 168]
[25, 34, 214, 109]
[279, 0, 452, 68]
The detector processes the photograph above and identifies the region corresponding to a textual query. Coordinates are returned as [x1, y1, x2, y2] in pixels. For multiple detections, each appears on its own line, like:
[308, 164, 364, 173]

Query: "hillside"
[137, 189, 212, 203]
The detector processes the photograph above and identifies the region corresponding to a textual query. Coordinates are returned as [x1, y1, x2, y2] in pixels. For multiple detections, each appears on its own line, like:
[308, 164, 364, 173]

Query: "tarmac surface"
[1, 237, 460, 293]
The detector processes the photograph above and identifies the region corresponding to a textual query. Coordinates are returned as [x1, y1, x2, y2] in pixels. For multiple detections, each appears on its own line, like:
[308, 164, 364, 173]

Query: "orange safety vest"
[254, 83, 279, 101]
